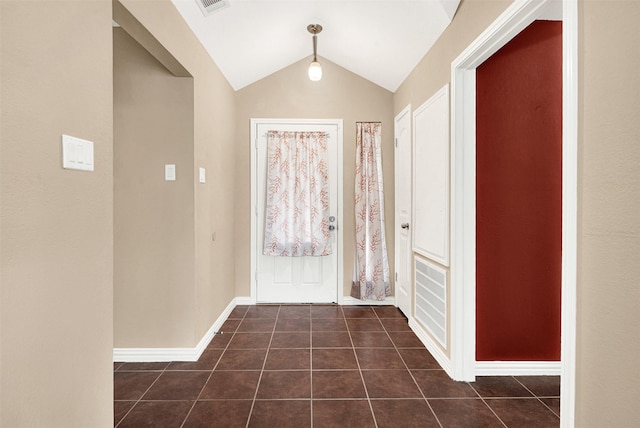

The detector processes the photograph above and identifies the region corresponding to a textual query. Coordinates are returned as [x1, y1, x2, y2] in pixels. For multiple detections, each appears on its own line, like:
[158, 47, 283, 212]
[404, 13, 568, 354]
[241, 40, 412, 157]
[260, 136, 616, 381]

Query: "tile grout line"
[512, 376, 561, 419]
[245, 304, 281, 428]
[309, 305, 314, 428]
[375, 307, 444, 428]
[179, 305, 248, 428]
[344, 305, 379, 428]
[115, 361, 171, 428]
[467, 380, 510, 428]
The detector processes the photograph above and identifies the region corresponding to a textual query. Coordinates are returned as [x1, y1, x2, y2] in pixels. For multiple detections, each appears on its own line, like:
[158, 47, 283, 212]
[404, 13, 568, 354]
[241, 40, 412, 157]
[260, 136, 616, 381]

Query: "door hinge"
[395, 272, 398, 282]
[395, 138, 398, 148]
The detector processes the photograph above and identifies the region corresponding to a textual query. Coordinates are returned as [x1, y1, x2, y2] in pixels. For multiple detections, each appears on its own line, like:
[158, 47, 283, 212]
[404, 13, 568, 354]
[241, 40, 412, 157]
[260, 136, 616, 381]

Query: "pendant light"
[307, 24, 323, 81]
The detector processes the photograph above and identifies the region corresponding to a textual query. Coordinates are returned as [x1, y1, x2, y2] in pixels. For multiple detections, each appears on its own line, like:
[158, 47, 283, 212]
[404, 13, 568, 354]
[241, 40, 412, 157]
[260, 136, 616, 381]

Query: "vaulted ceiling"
[171, 0, 461, 92]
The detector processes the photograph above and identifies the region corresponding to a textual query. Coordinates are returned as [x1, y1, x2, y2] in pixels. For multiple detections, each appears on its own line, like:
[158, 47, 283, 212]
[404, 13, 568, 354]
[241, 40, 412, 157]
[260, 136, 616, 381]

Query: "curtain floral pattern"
[351, 122, 391, 300]
[263, 130, 332, 257]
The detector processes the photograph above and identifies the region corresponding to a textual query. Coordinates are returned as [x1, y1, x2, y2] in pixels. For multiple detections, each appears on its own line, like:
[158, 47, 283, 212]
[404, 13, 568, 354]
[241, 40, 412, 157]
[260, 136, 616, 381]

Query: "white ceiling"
[171, 0, 461, 92]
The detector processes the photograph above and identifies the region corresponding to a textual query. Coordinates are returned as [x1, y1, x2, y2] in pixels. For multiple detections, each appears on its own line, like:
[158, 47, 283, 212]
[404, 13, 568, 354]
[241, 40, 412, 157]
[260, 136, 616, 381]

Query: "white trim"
[192, 299, 236, 354]
[409, 317, 454, 376]
[452, 0, 552, 71]
[341, 296, 396, 306]
[450, 61, 477, 383]
[450, 1, 577, 426]
[250, 119, 344, 304]
[113, 347, 198, 363]
[113, 299, 236, 362]
[237, 295, 397, 307]
[560, 1, 578, 426]
[235, 296, 256, 305]
[475, 361, 562, 376]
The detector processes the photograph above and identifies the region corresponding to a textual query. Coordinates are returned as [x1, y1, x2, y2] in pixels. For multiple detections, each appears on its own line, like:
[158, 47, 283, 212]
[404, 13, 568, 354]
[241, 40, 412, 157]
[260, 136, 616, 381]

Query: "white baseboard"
[112, 347, 199, 363]
[241, 295, 395, 306]
[409, 317, 454, 377]
[235, 296, 255, 305]
[475, 360, 561, 376]
[340, 296, 396, 306]
[113, 298, 237, 362]
[403, 316, 561, 378]
[113, 295, 405, 362]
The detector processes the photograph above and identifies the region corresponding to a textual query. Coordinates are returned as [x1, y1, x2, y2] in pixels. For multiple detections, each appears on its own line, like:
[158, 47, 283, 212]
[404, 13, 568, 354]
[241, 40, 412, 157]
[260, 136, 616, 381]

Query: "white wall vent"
[414, 257, 447, 349]
[195, 0, 229, 16]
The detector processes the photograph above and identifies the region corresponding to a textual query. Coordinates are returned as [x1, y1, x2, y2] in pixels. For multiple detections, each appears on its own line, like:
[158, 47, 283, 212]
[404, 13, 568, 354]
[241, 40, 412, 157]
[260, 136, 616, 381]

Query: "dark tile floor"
[114, 305, 560, 427]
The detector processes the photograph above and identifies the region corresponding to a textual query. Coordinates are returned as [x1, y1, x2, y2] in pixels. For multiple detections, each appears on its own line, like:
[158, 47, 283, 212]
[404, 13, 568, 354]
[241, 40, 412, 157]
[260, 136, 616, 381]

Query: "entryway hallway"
[114, 305, 560, 427]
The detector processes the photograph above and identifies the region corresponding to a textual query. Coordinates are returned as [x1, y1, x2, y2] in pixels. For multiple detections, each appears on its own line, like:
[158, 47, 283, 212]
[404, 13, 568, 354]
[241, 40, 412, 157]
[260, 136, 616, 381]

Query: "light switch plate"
[165, 164, 176, 181]
[62, 134, 94, 171]
[199, 167, 206, 183]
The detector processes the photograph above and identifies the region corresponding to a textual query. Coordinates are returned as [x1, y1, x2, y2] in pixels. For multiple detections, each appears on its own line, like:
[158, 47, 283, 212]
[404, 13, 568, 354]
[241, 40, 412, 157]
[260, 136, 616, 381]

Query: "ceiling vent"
[195, 0, 229, 16]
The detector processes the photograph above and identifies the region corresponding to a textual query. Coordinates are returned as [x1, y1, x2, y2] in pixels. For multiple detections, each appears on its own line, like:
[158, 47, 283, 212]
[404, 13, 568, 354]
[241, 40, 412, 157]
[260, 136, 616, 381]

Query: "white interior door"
[395, 106, 412, 317]
[255, 120, 341, 303]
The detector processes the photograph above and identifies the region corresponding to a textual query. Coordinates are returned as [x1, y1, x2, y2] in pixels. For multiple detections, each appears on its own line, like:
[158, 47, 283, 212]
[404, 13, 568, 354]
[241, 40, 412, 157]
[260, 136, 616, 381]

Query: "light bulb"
[308, 61, 322, 81]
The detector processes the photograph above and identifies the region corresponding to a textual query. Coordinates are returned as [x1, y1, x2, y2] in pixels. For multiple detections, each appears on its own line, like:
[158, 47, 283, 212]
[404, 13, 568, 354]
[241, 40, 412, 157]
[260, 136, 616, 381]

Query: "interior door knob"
[401, 223, 410, 230]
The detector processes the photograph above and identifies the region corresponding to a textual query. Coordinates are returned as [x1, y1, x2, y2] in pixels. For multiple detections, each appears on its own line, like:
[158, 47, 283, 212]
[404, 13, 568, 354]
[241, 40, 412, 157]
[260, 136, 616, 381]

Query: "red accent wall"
[476, 21, 562, 361]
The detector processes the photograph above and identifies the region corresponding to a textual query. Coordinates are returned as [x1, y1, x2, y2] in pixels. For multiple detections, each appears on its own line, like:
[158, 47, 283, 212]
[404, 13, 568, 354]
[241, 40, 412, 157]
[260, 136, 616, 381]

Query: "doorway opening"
[475, 20, 562, 365]
[450, 0, 577, 426]
[113, 23, 195, 352]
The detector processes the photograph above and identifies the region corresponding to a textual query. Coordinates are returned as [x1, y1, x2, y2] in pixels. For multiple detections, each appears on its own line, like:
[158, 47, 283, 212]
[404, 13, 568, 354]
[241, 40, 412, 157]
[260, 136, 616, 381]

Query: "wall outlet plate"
[165, 164, 176, 181]
[62, 134, 94, 171]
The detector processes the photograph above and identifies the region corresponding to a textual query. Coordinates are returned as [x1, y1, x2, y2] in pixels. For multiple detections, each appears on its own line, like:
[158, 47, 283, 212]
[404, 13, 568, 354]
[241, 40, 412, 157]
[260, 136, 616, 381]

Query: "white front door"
[253, 120, 342, 303]
[394, 106, 412, 317]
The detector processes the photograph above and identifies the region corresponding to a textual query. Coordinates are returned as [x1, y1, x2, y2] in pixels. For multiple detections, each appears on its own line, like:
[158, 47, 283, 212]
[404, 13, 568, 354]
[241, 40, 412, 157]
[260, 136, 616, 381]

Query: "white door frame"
[450, 0, 577, 426]
[394, 104, 412, 317]
[250, 118, 344, 304]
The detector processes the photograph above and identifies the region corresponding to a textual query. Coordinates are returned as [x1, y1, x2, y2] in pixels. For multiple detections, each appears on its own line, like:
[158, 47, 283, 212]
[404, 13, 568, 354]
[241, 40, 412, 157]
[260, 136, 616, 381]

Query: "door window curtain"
[263, 130, 332, 257]
[351, 122, 391, 300]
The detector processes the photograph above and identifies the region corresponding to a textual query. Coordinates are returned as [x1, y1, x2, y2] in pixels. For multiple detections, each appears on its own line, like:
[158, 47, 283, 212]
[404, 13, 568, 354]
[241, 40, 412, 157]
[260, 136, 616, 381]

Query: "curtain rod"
[356, 121, 382, 124]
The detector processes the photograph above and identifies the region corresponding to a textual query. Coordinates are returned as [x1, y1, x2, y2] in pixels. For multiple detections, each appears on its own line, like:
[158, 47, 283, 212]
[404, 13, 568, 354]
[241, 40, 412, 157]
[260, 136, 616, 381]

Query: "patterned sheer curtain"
[263, 130, 332, 257]
[351, 122, 391, 300]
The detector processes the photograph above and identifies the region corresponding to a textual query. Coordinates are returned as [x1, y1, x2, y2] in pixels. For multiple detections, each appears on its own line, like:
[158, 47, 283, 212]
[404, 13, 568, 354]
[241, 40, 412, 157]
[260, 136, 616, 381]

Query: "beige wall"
[577, 0, 640, 425]
[114, 28, 196, 347]
[394, 0, 511, 113]
[116, 0, 237, 346]
[1, 1, 114, 426]
[394, 0, 511, 352]
[235, 57, 394, 299]
[2, 0, 236, 424]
